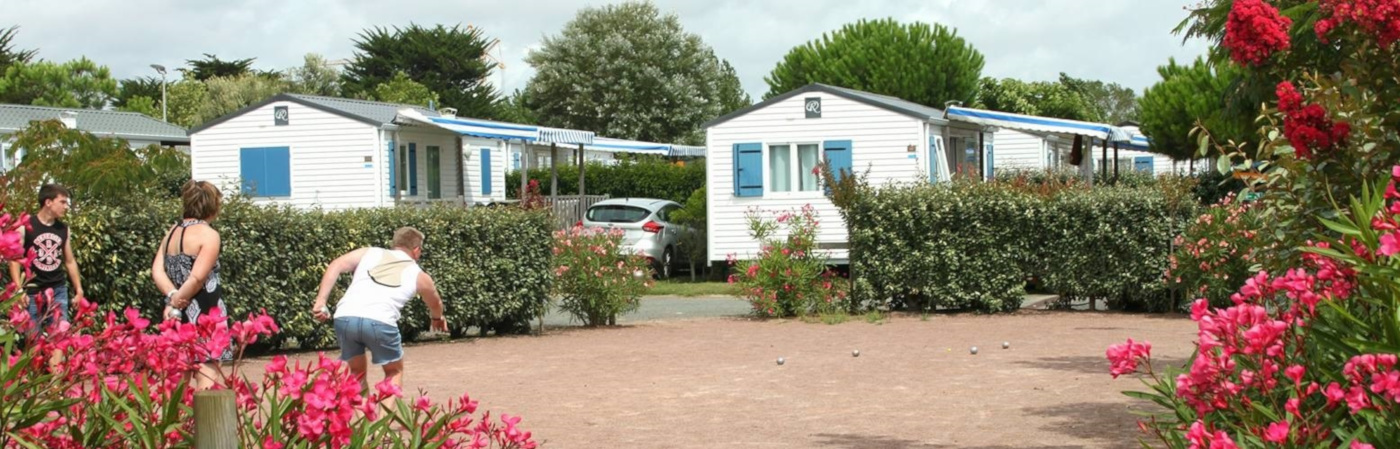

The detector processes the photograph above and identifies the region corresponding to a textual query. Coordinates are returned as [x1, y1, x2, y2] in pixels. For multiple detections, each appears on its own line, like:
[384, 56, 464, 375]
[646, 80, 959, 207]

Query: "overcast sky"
[8, 0, 1212, 102]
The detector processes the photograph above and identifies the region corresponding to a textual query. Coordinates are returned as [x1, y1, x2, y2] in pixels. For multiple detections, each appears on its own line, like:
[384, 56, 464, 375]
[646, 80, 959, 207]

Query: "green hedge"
[847, 181, 1187, 313]
[70, 198, 553, 350]
[504, 158, 704, 204]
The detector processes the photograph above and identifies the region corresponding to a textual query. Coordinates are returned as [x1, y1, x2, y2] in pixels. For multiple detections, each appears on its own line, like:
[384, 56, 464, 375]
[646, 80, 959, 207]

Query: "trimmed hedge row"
[847, 181, 1188, 313]
[70, 198, 553, 350]
[504, 158, 704, 204]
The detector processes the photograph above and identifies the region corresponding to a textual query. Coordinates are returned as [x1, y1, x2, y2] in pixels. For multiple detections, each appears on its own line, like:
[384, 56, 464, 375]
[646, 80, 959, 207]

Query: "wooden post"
[194, 390, 238, 449]
[550, 143, 559, 201]
[1099, 139, 1107, 181]
[1113, 141, 1120, 185]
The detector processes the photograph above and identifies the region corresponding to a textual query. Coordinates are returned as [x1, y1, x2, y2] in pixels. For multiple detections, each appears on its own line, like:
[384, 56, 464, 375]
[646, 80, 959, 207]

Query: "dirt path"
[249, 311, 1196, 448]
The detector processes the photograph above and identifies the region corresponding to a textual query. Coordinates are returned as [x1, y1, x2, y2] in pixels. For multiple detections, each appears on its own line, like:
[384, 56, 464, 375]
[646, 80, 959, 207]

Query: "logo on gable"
[274, 106, 289, 126]
[804, 97, 821, 119]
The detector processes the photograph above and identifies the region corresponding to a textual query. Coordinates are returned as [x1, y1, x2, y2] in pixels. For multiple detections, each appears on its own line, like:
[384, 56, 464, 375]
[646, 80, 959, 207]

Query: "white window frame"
[762, 141, 824, 197]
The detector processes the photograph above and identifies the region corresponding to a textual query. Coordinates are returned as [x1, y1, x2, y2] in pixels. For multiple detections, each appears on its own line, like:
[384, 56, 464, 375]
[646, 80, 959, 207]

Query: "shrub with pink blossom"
[551, 225, 653, 326]
[1168, 193, 1269, 308]
[727, 205, 848, 318]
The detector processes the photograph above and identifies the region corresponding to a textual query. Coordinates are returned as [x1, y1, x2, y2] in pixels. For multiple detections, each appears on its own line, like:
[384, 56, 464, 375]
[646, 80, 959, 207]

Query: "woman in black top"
[151, 180, 230, 391]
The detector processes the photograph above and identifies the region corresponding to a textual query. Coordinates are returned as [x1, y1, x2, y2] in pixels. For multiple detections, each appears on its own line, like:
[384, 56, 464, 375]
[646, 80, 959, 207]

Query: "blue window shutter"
[732, 143, 763, 197]
[239, 147, 290, 196]
[1134, 156, 1154, 174]
[823, 140, 853, 195]
[239, 148, 262, 195]
[408, 143, 418, 196]
[481, 148, 493, 195]
[387, 139, 396, 197]
[267, 147, 290, 196]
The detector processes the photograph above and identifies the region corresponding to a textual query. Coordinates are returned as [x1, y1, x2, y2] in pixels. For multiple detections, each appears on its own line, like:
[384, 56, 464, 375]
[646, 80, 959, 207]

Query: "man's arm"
[312, 247, 369, 320]
[417, 271, 446, 332]
[63, 231, 82, 299]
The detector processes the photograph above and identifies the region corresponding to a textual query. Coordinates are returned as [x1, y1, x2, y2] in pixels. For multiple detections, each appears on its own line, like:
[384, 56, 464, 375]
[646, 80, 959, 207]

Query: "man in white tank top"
[311, 226, 446, 391]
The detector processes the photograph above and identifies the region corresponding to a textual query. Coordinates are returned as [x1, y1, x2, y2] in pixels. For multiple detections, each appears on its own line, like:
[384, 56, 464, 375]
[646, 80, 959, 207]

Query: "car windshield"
[586, 205, 651, 223]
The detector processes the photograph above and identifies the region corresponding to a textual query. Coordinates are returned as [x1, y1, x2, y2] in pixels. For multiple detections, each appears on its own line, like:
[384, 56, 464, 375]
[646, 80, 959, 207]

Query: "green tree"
[764, 18, 984, 108]
[285, 53, 341, 97]
[1137, 57, 1250, 160]
[114, 76, 162, 109]
[524, 1, 750, 145]
[496, 89, 536, 124]
[0, 25, 37, 75]
[1, 119, 189, 208]
[975, 77, 1096, 121]
[164, 78, 209, 128]
[0, 57, 118, 108]
[200, 74, 289, 124]
[370, 71, 439, 106]
[342, 24, 499, 118]
[118, 95, 160, 119]
[1057, 72, 1138, 124]
[181, 53, 255, 81]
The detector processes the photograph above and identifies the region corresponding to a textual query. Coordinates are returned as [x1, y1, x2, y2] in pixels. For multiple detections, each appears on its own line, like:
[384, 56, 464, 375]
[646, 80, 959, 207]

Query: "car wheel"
[655, 247, 673, 280]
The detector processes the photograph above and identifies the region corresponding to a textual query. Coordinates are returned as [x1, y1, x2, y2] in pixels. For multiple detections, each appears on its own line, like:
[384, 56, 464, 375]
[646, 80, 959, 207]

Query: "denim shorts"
[333, 316, 403, 365]
[25, 285, 69, 335]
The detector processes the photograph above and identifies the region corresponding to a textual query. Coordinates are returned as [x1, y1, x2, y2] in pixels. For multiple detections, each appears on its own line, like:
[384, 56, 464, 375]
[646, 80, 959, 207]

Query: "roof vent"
[58, 111, 77, 129]
[438, 107, 457, 118]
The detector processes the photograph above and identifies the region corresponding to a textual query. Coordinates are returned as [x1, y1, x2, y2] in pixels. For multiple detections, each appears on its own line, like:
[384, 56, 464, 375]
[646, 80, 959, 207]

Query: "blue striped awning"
[946, 106, 1131, 142]
[539, 127, 595, 145]
[396, 109, 538, 141]
[584, 137, 673, 155]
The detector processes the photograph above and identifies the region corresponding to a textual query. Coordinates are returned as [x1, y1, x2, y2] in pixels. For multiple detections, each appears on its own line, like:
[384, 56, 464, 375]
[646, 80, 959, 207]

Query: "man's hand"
[430, 316, 448, 333]
[312, 303, 331, 321]
[74, 287, 84, 300]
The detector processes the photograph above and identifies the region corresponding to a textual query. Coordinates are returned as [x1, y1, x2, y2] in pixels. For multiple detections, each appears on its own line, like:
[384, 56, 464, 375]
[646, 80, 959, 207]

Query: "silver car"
[581, 198, 688, 279]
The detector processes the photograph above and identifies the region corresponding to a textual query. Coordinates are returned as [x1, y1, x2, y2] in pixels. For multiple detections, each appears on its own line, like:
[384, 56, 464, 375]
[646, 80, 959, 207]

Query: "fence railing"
[548, 195, 610, 229]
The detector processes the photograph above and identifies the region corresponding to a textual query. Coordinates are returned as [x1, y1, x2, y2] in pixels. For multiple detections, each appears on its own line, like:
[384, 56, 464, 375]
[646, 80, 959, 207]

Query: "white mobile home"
[703, 83, 990, 264]
[188, 94, 593, 210]
[704, 84, 1188, 265]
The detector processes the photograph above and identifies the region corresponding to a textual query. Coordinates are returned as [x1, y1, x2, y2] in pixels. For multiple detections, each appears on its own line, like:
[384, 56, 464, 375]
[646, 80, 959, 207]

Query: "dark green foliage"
[846, 180, 1191, 313]
[115, 76, 163, 109]
[182, 53, 255, 81]
[0, 25, 37, 75]
[975, 77, 1098, 121]
[342, 23, 500, 119]
[764, 18, 984, 109]
[505, 159, 704, 204]
[1138, 57, 1252, 160]
[69, 199, 553, 351]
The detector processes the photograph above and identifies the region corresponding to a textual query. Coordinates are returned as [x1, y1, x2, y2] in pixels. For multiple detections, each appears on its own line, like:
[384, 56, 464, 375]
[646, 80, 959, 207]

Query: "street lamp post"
[150, 64, 167, 122]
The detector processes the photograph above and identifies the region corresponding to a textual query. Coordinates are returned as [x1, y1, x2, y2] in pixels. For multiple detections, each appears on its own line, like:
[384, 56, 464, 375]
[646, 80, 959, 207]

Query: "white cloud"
[7, 0, 1210, 101]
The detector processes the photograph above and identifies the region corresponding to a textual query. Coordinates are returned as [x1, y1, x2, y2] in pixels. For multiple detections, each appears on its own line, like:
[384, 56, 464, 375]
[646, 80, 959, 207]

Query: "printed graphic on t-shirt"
[32, 232, 63, 271]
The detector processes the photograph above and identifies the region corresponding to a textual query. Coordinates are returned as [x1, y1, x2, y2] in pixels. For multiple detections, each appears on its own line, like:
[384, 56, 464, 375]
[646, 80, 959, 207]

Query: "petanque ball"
[852, 350, 860, 357]
[1002, 341, 1010, 349]
[777, 357, 785, 365]
[970, 346, 979, 355]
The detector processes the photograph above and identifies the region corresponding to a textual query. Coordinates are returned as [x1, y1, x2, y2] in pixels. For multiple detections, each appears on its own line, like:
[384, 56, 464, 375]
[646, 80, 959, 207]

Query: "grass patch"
[799, 313, 850, 325]
[648, 280, 734, 297]
[864, 311, 886, 324]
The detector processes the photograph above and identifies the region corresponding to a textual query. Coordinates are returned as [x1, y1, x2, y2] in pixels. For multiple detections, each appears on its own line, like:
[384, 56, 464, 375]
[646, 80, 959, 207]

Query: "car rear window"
[586, 205, 651, 223]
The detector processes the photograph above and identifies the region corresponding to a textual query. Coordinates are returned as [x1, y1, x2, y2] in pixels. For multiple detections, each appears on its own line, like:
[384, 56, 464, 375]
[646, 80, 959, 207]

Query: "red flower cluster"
[1316, 0, 1400, 46]
[1106, 338, 1151, 379]
[1224, 0, 1292, 66]
[1276, 81, 1350, 159]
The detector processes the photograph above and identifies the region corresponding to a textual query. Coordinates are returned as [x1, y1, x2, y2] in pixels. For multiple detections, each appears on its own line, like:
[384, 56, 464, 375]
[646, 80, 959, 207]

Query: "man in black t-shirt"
[7, 184, 85, 334]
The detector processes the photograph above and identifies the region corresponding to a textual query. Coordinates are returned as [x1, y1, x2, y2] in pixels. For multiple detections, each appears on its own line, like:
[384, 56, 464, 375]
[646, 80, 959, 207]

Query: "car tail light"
[642, 220, 664, 233]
